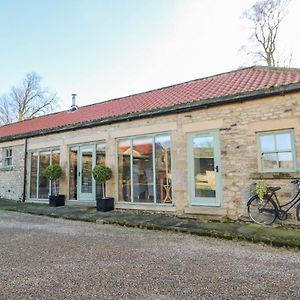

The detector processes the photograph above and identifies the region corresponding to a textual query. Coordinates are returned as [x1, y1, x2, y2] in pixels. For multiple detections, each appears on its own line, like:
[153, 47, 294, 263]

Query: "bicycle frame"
[268, 189, 300, 215]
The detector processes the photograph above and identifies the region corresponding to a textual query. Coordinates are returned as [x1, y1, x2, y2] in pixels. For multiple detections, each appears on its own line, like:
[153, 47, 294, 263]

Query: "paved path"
[0, 211, 299, 300]
[1, 199, 300, 248]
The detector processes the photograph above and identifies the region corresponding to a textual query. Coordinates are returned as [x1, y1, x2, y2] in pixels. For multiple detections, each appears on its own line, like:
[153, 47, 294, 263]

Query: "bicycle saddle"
[269, 186, 281, 192]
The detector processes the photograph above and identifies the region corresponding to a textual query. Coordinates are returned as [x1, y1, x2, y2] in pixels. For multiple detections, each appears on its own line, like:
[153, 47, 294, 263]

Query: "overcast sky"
[1, 0, 300, 111]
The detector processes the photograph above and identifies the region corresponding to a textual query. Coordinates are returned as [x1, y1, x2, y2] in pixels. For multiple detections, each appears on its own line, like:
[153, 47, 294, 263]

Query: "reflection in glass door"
[78, 146, 95, 201]
[189, 132, 222, 206]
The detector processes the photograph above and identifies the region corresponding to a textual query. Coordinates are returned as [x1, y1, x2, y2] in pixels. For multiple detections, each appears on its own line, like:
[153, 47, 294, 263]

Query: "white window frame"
[116, 133, 173, 205]
[257, 129, 297, 173]
[29, 147, 60, 200]
[3, 147, 13, 167]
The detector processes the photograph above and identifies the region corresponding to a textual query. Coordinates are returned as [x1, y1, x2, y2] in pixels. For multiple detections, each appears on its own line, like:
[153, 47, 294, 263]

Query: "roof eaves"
[2, 81, 300, 143]
[252, 65, 300, 73]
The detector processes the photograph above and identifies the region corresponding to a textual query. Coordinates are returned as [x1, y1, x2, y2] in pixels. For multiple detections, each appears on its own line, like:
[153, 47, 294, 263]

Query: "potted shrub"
[44, 164, 65, 207]
[92, 164, 114, 212]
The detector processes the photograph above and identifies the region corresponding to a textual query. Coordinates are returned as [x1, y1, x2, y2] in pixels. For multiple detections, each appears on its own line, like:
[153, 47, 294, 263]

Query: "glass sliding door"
[29, 148, 60, 200]
[38, 151, 51, 199]
[117, 134, 173, 204]
[189, 132, 222, 206]
[155, 136, 172, 203]
[96, 143, 106, 198]
[132, 137, 154, 203]
[51, 150, 60, 195]
[30, 153, 38, 198]
[118, 140, 131, 202]
[69, 147, 78, 200]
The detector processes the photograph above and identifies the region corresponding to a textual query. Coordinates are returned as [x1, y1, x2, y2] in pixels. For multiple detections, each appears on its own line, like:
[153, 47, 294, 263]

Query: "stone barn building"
[1, 66, 300, 221]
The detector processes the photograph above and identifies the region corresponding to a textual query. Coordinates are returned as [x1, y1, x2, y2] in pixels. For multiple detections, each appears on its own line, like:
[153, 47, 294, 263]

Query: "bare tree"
[243, 0, 291, 67]
[0, 72, 57, 126]
[0, 96, 14, 125]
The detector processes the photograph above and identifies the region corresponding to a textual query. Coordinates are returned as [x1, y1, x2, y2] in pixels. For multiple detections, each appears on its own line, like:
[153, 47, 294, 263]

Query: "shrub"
[44, 164, 63, 196]
[92, 164, 113, 183]
[92, 164, 113, 198]
[44, 164, 63, 181]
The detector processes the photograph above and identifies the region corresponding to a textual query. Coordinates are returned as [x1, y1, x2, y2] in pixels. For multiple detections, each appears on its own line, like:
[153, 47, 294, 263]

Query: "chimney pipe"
[71, 94, 78, 111]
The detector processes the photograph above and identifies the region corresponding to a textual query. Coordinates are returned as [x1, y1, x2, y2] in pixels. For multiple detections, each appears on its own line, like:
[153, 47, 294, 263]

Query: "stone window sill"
[0, 166, 13, 171]
[251, 172, 300, 180]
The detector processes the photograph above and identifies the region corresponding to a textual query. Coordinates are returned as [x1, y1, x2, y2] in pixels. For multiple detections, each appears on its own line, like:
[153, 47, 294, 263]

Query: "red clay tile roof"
[1, 66, 300, 141]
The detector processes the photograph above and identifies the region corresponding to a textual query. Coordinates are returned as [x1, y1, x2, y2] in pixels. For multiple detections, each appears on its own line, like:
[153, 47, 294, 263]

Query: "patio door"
[78, 145, 95, 201]
[189, 131, 222, 206]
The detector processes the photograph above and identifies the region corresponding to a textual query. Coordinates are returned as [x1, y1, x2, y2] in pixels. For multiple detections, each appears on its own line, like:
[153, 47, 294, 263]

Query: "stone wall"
[1, 91, 300, 221]
[0, 141, 25, 201]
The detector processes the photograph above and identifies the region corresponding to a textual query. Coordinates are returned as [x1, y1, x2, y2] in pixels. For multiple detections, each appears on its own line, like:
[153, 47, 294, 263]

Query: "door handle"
[214, 166, 219, 173]
[78, 172, 81, 176]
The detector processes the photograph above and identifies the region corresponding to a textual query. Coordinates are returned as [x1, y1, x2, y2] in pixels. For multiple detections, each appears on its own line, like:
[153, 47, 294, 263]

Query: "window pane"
[69, 147, 78, 200]
[96, 143, 106, 164]
[52, 150, 60, 165]
[262, 152, 277, 169]
[96, 143, 106, 198]
[260, 135, 275, 153]
[118, 140, 131, 202]
[4, 158, 12, 166]
[51, 150, 60, 195]
[3, 148, 12, 166]
[5, 148, 12, 158]
[38, 151, 51, 199]
[193, 136, 216, 198]
[132, 137, 154, 203]
[155, 135, 172, 203]
[278, 152, 293, 169]
[80, 148, 93, 193]
[30, 153, 38, 198]
[276, 133, 292, 151]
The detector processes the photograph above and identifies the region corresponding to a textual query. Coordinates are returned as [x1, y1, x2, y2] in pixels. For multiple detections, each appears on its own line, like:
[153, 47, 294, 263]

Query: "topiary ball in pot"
[92, 164, 114, 212]
[44, 164, 65, 207]
[92, 164, 113, 185]
[44, 164, 62, 183]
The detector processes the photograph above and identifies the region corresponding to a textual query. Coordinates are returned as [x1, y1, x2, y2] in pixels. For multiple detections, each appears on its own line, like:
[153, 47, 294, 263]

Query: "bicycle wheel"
[248, 196, 277, 225]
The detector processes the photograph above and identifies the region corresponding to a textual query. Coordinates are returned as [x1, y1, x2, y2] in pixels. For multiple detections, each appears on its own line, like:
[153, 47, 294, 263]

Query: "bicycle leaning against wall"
[247, 179, 300, 225]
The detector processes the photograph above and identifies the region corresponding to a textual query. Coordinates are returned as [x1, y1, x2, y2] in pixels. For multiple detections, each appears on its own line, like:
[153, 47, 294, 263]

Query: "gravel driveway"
[0, 211, 299, 300]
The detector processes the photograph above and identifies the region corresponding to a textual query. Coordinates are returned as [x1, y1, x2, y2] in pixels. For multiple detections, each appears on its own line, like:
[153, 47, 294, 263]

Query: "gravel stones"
[0, 211, 299, 299]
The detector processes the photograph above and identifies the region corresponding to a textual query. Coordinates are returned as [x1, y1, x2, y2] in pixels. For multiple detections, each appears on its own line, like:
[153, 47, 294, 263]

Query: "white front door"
[189, 131, 222, 206]
[78, 145, 95, 201]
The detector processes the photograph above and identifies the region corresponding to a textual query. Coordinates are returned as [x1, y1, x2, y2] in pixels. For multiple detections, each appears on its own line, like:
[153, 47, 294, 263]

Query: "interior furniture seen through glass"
[193, 135, 216, 198]
[118, 134, 172, 204]
[118, 140, 131, 202]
